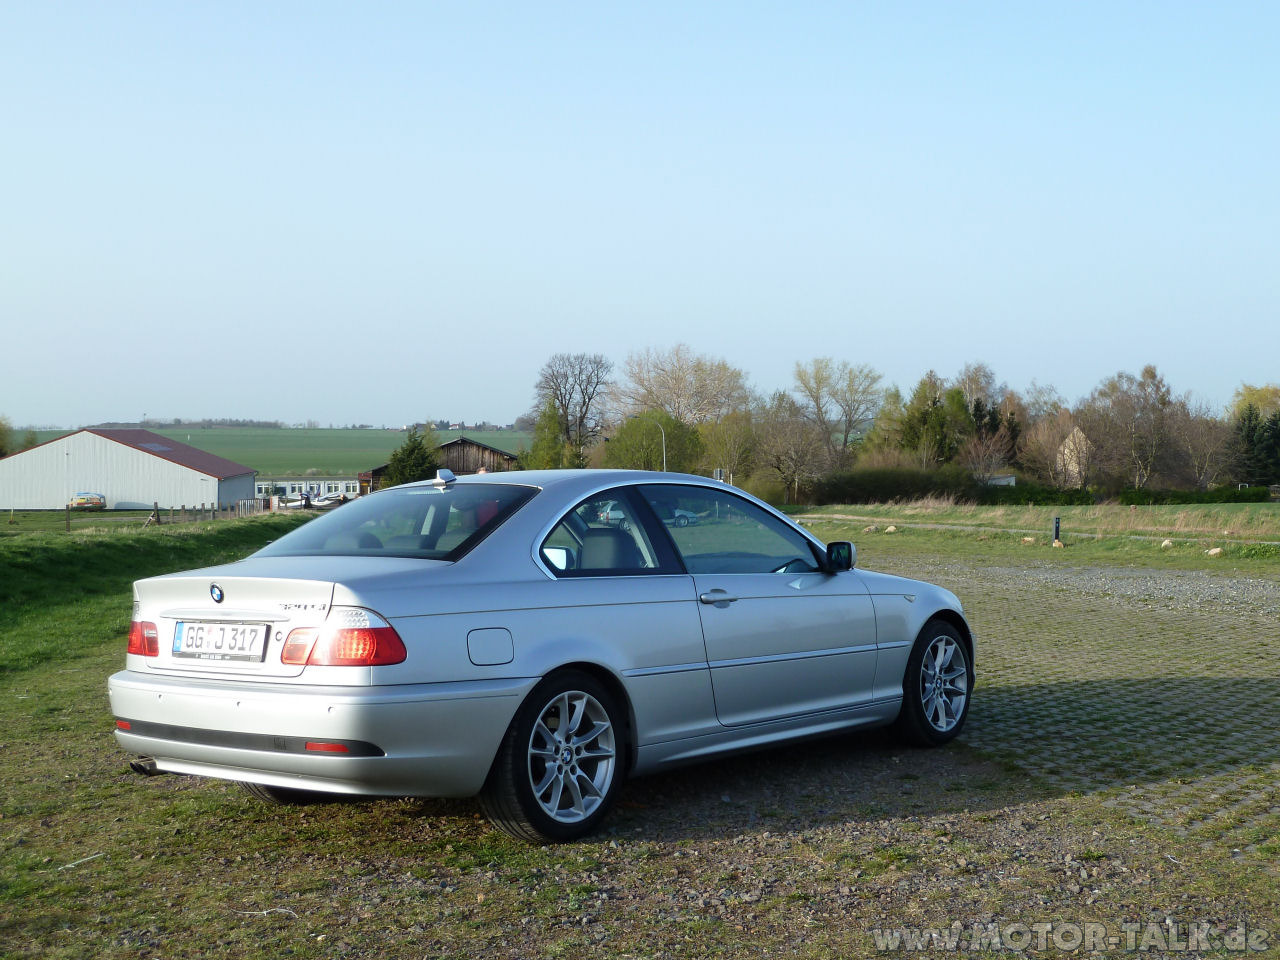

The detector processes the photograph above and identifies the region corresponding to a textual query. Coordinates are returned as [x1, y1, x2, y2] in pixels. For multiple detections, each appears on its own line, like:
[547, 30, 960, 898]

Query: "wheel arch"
[555, 661, 636, 775]
[517, 661, 637, 776]
[922, 609, 974, 674]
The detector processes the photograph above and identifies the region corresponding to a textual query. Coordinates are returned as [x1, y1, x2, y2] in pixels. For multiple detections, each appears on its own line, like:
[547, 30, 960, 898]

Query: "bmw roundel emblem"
[210, 583, 225, 604]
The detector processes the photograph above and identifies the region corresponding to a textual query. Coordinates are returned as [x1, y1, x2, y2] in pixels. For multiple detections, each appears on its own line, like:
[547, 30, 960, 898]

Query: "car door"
[638, 484, 878, 727]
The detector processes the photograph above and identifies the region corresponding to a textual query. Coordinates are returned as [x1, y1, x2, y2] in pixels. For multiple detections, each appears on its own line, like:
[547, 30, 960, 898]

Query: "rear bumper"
[108, 670, 536, 798]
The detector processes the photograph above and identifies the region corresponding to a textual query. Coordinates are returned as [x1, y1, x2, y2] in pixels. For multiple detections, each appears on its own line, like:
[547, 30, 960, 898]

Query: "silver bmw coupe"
[109, 469, 973, 842]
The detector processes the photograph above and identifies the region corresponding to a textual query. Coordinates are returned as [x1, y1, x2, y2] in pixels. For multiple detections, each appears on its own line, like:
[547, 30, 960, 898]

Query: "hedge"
[809, 469, 1269, 506]
[1116, 486, 1271, 505]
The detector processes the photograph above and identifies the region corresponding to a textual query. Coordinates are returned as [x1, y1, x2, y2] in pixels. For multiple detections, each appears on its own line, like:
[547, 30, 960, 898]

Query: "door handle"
[699, 589, 738, 605]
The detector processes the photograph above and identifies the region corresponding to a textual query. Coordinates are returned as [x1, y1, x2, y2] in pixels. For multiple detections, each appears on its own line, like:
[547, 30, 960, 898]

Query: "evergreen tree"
[1233, 403, 1263, 483]
[1257, 411, 1280, 484]
[382, 427, 441, 487]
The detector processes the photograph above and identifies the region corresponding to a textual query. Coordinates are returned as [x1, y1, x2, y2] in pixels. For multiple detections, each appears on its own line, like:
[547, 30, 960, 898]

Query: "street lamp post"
[637, 413, 666, 472]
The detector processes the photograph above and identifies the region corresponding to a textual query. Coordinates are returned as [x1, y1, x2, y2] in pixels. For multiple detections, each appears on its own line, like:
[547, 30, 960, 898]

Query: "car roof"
[399, 469, 723, 495]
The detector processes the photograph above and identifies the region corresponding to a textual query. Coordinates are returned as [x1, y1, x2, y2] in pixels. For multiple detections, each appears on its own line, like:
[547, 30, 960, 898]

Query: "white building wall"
[0, 433, 252, 509]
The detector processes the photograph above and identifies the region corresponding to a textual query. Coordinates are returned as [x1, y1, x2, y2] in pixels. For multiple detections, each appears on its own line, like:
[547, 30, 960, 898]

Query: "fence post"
[66, 504, 71, 532]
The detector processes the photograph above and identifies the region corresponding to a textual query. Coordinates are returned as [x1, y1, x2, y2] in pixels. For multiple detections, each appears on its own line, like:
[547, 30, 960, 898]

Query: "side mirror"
[824, 541, 855, 572]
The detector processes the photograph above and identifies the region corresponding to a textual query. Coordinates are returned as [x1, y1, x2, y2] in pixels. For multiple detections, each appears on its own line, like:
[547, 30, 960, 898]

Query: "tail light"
[281, 607, 406, 667]
[127, 620, 159, 657]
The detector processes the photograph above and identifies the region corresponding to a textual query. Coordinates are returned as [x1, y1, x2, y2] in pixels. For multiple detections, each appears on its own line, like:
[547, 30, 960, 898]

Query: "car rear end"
[109, 558, 531, 799]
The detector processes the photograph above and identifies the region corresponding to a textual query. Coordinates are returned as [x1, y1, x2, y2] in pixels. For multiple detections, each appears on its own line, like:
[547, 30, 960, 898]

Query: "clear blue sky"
[3, 2, 1276, 428]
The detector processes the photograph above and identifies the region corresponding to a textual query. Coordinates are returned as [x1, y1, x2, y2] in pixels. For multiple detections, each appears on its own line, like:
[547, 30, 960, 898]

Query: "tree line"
[517, 348, 1280, 501]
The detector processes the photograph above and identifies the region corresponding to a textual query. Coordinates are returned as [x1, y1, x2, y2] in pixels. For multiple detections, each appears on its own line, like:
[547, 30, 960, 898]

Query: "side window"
[540, 490, 671, 576]
[640, 485, 820, 575]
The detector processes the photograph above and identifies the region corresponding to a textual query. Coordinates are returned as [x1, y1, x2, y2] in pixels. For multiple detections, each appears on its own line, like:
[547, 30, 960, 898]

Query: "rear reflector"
[116, 720, 132, 731]
[304, 741, 350, 754]
[127, 621, 159, 657]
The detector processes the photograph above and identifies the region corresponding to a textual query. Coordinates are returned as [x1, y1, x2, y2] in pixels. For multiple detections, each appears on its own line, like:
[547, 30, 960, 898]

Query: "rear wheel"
[894, 620, 972, 747]
[479, 670, 625, 843]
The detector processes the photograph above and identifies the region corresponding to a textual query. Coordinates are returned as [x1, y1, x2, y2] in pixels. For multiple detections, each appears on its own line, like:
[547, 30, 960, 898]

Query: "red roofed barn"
[0, 429, 256, 510]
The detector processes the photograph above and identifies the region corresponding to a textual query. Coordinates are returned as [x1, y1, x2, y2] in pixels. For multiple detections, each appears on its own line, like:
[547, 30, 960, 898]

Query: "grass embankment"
[2, 511, 159, 537]
[0, 514, 311, 674]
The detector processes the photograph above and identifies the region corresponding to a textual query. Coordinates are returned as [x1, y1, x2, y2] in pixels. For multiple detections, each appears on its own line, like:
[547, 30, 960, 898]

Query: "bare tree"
[1170, 400, 1231, 490]
[793, 358, 883, 469]
[1020, 380, 1067, 425]
[618, 345, 752, 424]
[533, 353, 613, 465]
[1019, 409, 1080, 488]
[951, 362, 1004, 408]
[754, 392, 827, 503]
[1075, 365, 1178, 489]
[960, 424, 1013, 485]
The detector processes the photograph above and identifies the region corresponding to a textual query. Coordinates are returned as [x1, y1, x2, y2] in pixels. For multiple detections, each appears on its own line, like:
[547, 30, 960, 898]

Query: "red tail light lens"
[280, 608, 406, 667]
[127, 620, 159, 657]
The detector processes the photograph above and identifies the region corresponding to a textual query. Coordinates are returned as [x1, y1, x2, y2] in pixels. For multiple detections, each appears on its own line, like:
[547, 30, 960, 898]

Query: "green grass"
[796, 518, 1280, 576]
[3, 512, 1280, 958]
[798, 499, 1280, 541]
[33, 427, 532, 476]
[0, 514, 311, 673]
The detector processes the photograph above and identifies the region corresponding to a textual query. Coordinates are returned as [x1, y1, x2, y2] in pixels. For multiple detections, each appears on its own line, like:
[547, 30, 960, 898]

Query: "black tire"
[240, 781, 332, 806]
[479, 670, 626, 843]
[893, 619, 973, 747]
[676, 516, 689, 527]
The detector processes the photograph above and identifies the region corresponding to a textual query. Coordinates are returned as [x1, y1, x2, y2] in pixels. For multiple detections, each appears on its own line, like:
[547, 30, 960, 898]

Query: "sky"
[3, 2, 1277, 429]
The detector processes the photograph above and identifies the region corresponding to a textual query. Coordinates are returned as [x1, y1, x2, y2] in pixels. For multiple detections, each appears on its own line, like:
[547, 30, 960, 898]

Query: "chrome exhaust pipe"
[128, 757, 165, 777]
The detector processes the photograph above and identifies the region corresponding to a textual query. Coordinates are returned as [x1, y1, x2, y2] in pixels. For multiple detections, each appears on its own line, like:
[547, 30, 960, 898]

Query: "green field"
[33, 428, 531, 476]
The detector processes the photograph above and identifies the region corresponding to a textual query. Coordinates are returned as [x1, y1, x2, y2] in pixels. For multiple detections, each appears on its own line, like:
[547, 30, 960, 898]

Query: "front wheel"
[894, 620, 972, 747]
[479, 670, 625, 843]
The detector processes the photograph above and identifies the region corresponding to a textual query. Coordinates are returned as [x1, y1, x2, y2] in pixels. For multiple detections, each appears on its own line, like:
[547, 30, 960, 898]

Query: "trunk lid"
[135, 571, 337, 680]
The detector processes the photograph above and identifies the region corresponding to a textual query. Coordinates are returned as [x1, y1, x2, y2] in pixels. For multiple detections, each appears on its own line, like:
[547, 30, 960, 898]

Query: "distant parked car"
[595, 499, 631, 529]
[109, 469, 973, 842]
[668, 507, 699, 526]
[69, 492, 106, 510]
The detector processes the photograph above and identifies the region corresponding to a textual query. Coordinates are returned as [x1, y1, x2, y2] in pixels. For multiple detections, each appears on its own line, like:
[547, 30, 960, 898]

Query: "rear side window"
[255, 483, 537, 561]
[540, 490, 678, 576]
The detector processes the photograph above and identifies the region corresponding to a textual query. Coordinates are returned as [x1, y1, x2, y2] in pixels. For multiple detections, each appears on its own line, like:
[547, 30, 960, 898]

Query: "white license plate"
[173, 621, 268, 661]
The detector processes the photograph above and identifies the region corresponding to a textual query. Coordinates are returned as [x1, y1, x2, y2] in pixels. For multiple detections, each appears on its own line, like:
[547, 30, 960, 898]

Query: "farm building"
[0, 429, 256, 510]
[255, 476, 360, 499]
[436, 436, 519, 475]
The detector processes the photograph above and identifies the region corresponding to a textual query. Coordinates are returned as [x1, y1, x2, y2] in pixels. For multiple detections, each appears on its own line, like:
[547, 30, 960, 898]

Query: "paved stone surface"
[871, 556, 1280, 858]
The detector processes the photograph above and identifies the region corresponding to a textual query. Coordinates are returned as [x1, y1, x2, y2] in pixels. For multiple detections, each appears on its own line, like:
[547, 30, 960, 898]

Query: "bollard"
[1054, 516, 1061, 542]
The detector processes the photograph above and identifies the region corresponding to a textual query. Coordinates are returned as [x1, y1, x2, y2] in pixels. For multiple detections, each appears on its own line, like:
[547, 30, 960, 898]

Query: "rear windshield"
[254, 483, 538, 561]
